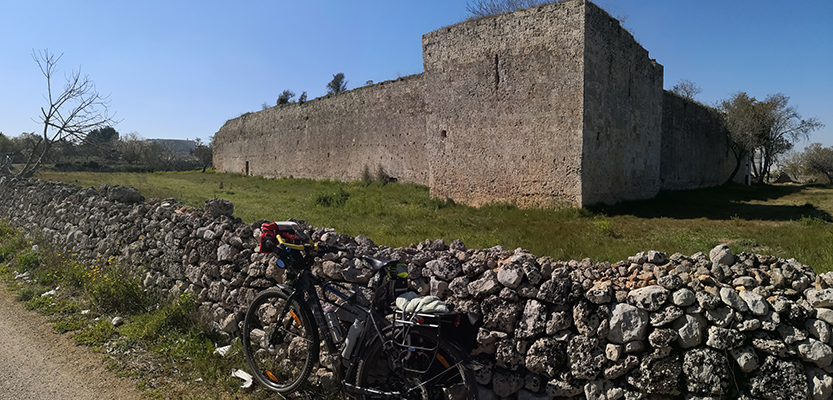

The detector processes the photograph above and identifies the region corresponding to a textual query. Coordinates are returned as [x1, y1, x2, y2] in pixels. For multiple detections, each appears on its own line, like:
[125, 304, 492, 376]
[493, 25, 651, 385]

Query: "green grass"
[0, 219, 343, 399]
[36, 170, 833, 272]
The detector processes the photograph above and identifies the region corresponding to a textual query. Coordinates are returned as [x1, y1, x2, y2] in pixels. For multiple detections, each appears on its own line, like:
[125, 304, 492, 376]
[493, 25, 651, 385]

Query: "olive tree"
[720, 92, 822, 183]
[326, 73, 347, 95]
[801, 143, 833, 183]
[12, 50, 116, 177]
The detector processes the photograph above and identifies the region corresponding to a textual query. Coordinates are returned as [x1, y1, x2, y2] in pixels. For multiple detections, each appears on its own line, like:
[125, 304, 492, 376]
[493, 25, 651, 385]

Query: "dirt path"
[0, 288, 144, 400]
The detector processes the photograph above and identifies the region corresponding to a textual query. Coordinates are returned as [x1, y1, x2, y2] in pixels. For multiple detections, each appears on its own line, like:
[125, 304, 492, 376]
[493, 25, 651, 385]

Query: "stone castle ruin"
[213, 0, 735, 207]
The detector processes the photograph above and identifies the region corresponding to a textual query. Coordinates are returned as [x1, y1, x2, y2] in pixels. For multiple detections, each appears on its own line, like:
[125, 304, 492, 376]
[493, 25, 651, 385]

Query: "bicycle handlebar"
[268, 234, 350, 255]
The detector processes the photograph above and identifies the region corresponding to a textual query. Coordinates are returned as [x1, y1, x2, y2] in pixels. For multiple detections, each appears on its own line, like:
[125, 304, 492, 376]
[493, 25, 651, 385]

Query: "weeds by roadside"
[0, 219, 335, 399]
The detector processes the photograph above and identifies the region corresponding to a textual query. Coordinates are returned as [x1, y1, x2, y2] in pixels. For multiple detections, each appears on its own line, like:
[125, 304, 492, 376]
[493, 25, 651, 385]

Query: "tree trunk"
[725, 148, 747, 185]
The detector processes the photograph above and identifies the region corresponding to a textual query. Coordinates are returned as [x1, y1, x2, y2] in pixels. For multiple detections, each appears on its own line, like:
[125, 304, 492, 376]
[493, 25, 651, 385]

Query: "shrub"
[314, 187, 350, 207]
[85, 262, 154, 314]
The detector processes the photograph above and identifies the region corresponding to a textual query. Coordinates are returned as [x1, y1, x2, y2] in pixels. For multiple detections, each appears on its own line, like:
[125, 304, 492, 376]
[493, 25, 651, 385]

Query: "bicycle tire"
[354, 326, 478, 400]
[241, 288, 320, 394]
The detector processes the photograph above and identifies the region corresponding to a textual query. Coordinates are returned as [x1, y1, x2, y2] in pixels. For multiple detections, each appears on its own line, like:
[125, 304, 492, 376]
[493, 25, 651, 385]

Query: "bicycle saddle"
[361, 256, 397, 271]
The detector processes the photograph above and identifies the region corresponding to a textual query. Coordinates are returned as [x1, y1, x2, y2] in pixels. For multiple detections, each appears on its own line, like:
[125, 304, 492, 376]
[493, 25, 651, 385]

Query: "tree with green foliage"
[277, 90, 295, 105]
[720, 92, 822, 184]
[720, 92, 770, 183]
[800, 143, 833, 183]
[193, 137, 213, 170]
[85, 126, 119, 144]
[466, 0, 559, 18]
[326, 73, 347, 95]
[298, 91, 307, 104]
[10, 50, 117, 178]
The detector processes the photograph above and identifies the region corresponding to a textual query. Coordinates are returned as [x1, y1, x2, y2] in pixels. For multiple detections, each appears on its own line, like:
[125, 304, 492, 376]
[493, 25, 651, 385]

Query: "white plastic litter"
[214, 345, 232, 356]
[395, 292, 449, 314]
[232, 369, 253, 388]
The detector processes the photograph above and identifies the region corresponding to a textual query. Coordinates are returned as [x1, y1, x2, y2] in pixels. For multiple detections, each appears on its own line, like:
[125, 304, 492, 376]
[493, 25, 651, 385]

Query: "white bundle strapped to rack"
[394, 292, 449, 314]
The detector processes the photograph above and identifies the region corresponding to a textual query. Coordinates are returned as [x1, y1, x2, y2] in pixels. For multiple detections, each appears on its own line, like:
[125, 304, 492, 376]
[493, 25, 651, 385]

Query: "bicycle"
[241, 221, 480, 399]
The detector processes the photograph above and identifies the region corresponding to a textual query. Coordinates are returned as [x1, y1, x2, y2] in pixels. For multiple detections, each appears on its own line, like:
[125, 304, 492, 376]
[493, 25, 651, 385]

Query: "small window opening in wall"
[245, 161, 250, 175]
[440, 130, 447, 138]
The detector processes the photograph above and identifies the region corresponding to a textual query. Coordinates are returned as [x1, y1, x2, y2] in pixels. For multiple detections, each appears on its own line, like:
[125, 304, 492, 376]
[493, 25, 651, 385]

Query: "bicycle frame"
[269, 260, 390, 387]
[254, 232, 474, 398]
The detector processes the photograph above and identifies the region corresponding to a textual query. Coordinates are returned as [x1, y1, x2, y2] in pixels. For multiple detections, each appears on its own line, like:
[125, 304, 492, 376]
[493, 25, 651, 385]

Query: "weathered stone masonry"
[214, 0, 734, 208]
[3, 176, 833, 399]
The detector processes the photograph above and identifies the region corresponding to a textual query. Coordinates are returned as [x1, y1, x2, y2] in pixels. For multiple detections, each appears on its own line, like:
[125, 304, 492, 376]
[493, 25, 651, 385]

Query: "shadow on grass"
[590, 183, 833, 221]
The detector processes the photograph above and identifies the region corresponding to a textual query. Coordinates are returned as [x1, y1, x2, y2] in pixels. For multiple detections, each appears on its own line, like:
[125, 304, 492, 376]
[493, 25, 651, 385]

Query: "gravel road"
[0, 288, 144, 400]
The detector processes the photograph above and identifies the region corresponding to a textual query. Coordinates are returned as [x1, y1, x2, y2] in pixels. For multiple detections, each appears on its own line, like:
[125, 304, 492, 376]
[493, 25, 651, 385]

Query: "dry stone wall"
[5, 176, 831, 399]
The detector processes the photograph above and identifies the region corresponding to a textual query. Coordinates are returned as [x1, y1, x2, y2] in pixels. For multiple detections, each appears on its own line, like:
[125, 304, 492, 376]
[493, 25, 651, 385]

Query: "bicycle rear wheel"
[354, 326, 478, 400]
[241, 288, 319, 394]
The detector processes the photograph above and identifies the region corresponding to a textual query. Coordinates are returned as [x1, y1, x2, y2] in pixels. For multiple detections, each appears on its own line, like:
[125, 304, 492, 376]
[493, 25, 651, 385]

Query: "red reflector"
[416, 317, 424, 324]
[455, 315, 461, 327]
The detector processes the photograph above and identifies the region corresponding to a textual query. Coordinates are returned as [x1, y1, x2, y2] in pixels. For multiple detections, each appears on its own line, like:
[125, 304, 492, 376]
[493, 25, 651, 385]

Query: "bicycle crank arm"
[342, 382, 400, 399]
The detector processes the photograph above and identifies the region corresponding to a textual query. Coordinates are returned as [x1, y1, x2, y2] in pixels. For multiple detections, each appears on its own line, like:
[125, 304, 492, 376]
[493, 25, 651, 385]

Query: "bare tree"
[466, 0, 559, 18]
[671, 79, 702, 101]
[326, 73, 347, 95]
[756, 93, 823, 182]
[13, 50, 116, 177]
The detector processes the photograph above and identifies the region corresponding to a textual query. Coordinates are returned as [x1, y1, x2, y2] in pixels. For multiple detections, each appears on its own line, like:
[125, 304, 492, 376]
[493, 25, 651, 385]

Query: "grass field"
[36, 169, 833, 272]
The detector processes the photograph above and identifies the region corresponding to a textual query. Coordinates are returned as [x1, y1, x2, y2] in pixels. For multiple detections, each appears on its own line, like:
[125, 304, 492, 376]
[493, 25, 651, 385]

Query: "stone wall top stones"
[1, 175, 830, 398]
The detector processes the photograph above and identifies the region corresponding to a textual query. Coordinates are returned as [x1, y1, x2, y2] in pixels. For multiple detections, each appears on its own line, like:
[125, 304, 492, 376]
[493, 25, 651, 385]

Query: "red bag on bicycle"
[259, 221, 308, 253]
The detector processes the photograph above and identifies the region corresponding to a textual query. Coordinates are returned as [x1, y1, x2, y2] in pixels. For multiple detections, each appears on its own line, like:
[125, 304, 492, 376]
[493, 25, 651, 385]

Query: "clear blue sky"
[1, 0, 830, 149]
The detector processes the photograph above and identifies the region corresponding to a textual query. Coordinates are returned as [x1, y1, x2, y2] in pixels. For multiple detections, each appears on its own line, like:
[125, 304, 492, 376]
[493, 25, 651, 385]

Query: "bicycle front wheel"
[241, 288, 320, 394]
[355, 326, 478, 400]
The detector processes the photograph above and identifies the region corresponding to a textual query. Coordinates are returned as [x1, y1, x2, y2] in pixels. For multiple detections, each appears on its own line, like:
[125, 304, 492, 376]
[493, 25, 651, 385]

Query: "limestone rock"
[683, 347, 731, 396]
[807, 367, 833, 400]
[798, 338, 833, 367]
[720, 287, 749, 312]
[481, 295, 523, 333]
[516, 299, 547, 339]
[671, 314, 703, 348]
[706, 326, 745, 350]
[807, 289, 833, 308]
[568, 335, 604, 380]
[672, 288, 696, 307]
[628, 285, 669, 311]
[740, 289, 769, 316]
[497, 263, 524, 289]
[749, 356, 808, 400]
[204, 198, 234, 218]
[650, 304, 683, 327]
[627, 350, 682, 396]
[525, 337, 566, 378]
[709, 244, 735, 266]
[608, 303, 649, 344]
[730, 346, 760, 373]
